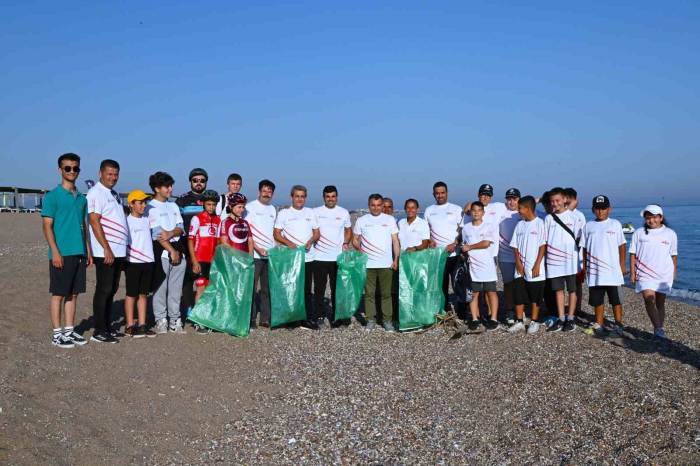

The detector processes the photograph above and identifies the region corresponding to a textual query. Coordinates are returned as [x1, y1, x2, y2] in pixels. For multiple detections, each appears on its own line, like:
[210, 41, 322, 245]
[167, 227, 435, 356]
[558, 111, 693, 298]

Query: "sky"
[1, 0, 699, 209]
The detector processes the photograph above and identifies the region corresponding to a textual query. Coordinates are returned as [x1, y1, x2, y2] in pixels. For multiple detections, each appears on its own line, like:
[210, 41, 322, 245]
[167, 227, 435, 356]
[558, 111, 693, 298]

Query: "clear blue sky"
[1, 1, 698, 208]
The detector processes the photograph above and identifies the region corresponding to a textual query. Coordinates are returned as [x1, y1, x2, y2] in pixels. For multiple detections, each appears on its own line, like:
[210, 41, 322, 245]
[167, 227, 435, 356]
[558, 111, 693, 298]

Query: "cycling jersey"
[221, 216, 251, 253]
[188, 211, 221, 263]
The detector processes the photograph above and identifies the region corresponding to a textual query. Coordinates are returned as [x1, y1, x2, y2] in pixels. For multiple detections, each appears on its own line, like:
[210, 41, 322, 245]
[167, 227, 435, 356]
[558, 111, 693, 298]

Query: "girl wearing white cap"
[629, 204, 678, 339]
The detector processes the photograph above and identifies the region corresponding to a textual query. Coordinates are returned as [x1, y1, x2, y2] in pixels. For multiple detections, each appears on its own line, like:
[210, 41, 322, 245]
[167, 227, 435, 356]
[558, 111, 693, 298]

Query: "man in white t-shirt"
[581, 195, 626, 336]
[463, 184, 507, 256]
[498, 188, 522, 323]
[145, 171, 186, 334]
[274, 185, 320, 330]
[544, 187, 585, 332]
[87, 159, 128, 343]
[244, 179, 277, 328]
[312, 185, 352, 327]
[353, 193, 400, 332]
[424, 181, 463, 315]
[215, 173, 242, 220]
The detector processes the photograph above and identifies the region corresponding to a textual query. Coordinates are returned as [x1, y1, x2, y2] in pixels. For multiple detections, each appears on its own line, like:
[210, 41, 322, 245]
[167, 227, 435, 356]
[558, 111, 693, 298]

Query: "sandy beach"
[0, 213, 698, 465]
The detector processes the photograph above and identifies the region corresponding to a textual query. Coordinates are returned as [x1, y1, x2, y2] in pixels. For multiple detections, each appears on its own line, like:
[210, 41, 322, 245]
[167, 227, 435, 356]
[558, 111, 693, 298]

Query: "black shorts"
[194, 262, 212, 284]
[549, 274, 577, 292]
[125, 262, 154, 297]
[513, 278, 545, 305]
[589, 286, 623, 307]
[49, 255, 87, 296]
[471, 281, 497, 292]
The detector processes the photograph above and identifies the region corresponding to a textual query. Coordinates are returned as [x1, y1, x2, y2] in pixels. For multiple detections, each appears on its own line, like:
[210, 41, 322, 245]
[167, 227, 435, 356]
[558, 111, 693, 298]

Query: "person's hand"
[446, 243, 457, 253]
[192, 260, 201, 274]
[86, 253, 93, 267]
[158, 230, 174, 242]
[531, 265, 540, 279]
[430, 239, 437, 248]
[259, 248, 268, 257]
[516, 263, 525, 276]
[391, 259, 399, 271]
[621, 266, 628, 276]
[170, 250, 181, 265]
[630, 271, 636, 283]
[342, 242, 350, 251]
[305, 240, 313, 251]
[460, 244, 470, 253]
[104, 248, 115, 265]
[52, 252, 63, 269]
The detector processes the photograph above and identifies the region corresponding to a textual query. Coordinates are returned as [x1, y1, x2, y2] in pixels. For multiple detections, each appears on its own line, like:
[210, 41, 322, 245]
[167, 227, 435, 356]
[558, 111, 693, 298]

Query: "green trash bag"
[334, 250, 368, 320]
[188, 246, 254, 337]
[268, 246, 307, 327]
[398, 248, 448, 331]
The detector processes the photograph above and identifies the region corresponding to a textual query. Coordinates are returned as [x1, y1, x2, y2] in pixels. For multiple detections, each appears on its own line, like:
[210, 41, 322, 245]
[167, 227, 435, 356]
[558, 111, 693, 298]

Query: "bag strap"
[551, 213, 580, 249]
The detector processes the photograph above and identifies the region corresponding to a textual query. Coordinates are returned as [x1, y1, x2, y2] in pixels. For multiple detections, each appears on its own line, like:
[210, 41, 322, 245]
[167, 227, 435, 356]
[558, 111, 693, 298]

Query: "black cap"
[189, 168, 208, 181]
[592, 195, 610, 209]
[505, 188, 521, 199]
[478, 184, 494, 196]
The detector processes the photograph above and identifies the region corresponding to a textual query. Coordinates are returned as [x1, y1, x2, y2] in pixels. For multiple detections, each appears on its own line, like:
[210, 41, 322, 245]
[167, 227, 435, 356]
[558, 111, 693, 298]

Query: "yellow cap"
[127, 189, 150, 204]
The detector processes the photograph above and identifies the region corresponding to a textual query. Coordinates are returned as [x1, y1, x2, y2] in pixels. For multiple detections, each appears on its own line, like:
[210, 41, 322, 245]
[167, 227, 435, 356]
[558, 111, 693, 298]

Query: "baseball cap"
[228, 193, 247, 206]
[640, 204, 663, 217]
[189, 168, 208, 181]
[127, 189, 150, 204]
[505, 188, 521, 199]
[592, 195, 610, 209]
[478, 184, 494, 196]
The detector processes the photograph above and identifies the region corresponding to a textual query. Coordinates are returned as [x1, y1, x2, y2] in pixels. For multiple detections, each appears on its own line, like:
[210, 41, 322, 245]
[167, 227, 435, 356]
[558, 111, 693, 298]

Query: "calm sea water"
[588, 205, 700, 303]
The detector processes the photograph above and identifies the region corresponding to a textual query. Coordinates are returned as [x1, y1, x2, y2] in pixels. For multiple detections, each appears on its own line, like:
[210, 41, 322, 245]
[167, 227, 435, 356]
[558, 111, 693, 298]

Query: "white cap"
[640, 204, 663, 217]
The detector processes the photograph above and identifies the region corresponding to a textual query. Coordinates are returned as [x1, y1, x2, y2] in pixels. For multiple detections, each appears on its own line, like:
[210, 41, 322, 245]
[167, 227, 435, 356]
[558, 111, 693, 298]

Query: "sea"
[598, 205, 700, 305]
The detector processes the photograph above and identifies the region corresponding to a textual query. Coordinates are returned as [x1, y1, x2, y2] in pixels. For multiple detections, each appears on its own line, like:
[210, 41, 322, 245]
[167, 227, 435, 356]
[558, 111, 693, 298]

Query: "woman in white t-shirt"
[629, 204, 678, 339]
[397, 199, 430, 252]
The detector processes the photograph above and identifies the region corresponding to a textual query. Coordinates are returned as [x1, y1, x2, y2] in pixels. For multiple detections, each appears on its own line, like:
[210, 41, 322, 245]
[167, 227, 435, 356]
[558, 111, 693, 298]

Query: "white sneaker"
[508, 321, 526, 334]
[155, 318, 168, 334]
[169, 318, 186, 334]
[527, 321, 541, 334]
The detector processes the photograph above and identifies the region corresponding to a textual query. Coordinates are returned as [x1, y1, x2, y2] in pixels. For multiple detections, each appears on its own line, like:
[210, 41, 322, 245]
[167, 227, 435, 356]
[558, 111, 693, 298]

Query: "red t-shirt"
[188, 211, 221, 263]
[221, 217, 251, 253]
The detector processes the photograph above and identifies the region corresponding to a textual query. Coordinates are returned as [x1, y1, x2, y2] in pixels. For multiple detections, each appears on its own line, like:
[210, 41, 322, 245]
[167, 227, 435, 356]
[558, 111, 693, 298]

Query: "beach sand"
[0, 214, 698, 465]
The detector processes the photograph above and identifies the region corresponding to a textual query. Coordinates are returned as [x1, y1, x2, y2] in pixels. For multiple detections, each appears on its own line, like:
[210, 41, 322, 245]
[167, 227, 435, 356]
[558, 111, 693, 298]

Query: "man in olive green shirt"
[41, 153, 92, 348]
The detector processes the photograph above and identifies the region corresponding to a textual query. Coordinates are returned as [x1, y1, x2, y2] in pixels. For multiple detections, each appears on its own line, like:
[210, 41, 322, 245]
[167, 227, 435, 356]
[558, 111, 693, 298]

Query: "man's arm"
[306, 228, 320, 250]
[618, 244, 627, 275]
[42, 217, 63, 268]
[343, 227, 352, 250]
[89, 212, 115, 264]
[352, 233, 362, 251]
[83, 218, 93, 266]
[391, 233, 400, 270]
[461, 240, 491, 253]
[273, 228, 296, 248]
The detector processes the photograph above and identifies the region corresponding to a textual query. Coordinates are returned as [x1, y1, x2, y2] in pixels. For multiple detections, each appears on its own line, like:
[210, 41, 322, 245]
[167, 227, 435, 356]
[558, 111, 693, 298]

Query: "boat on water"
[622, 223, 635, 234]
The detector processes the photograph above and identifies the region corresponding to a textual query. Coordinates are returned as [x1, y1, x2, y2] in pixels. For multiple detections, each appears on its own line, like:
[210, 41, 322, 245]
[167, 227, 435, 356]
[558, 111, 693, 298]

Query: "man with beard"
[176, 168, 209, 318]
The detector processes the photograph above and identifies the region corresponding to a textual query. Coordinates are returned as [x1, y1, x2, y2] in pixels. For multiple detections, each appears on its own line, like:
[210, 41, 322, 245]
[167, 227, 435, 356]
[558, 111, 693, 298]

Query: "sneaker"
[508, 321, 526, 334]
[141, 326, 157, 338]
[611, 323, 624, 336]
[90, 332, 119, 343]
[527, 321, 541, 334]
[654, 328, 667, 339]
[249, 321, 258, 330]
[547, 320, 564, 332]
[155, 318, 168, 334]
[124, 326, 137, 337]
[132, 326, 146, 339]
[195, 325, 211, 335]
[169, 318, 187, 334]
[468, 319, 481, 331]
[52, 333, 74, 348]
[364, 320, 377, 331]
[563, 320, 576, 332]
[382, 322, 397, 333]
[65, 331, 87, 346]
[484, 319, 500, 331]
[583, 322, 604, 336]
[505, 311, 515, 326]
[300, 320, 319, 331]
[317, 318, 330, 330]
[109, 329, 126, 338]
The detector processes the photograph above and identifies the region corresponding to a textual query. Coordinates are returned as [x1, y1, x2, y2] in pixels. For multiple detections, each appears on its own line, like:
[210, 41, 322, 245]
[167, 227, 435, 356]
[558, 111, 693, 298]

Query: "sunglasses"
[62, 166, 81, 173]
[191, 178, 206, 183]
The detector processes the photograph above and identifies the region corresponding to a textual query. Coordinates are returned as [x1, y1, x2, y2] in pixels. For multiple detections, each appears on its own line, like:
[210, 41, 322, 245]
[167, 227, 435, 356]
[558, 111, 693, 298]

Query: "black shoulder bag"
[551, 213, 580, 251]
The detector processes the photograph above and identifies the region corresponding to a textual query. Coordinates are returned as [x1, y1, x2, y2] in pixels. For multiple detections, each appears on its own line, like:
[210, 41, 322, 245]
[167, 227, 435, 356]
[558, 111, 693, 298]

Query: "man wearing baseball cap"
[499, 188, 522, 324]
[176, 168, 209, 318]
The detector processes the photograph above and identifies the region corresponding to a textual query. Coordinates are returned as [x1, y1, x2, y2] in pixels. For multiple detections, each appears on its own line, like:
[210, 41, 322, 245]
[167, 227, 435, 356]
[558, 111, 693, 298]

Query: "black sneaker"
[141, 326, 157, 338]
[563, 320, 576, 332]
[132, 326, 147, 339]
[196, 325, 211, 335]
[65, 331, 87, 346]
[90, 332, 119, 343]
[109, 329, 126, 338]
[300, 320, 319, 331]
[52, 334, 75, 348]
[468, 319, 481, 331]
[547, 320, 564, 332]
[484, 319, 500, 331]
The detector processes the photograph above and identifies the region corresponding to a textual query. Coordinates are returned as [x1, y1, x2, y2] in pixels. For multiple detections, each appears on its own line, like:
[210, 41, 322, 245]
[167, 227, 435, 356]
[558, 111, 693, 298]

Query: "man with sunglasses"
[42, 153, 93, 348]
[87, 159, 128, 343]
[176, 168, 209, 317]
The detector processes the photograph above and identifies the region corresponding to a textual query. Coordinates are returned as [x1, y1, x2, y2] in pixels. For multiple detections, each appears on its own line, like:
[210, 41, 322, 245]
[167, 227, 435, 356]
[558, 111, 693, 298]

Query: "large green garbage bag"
[268, 246, 306, 327]
[188, 246, 254, 337]
[398, 248, 448, 331]
[334, 250, 368, 320]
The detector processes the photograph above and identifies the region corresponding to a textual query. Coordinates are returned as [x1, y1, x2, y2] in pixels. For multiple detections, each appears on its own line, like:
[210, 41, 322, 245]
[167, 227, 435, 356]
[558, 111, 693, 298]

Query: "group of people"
[41, 152, 678, 348]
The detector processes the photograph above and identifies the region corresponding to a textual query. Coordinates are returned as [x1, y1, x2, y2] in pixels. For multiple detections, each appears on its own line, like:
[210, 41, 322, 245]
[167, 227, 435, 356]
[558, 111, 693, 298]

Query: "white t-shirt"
[312, 205, 351, 262]
[498, 209, 521, 263]
[146, 199, 184, 258]
[629, 225, 678, 292]
[424, 202, 462, 257]
[397, 217, 430, 250]
[244, 200, 277, 260]
[461, 221, 498, 282]
[464, 202, 507, 257]
[274, 206, 319, 262]
[126, 215, 155, 263]
[544, 210, 584, 278]
[353, 213, 398, 269]
[510, 218, 547, 282]
[86, 182, 128, 258]
[581, 218, 626, 287]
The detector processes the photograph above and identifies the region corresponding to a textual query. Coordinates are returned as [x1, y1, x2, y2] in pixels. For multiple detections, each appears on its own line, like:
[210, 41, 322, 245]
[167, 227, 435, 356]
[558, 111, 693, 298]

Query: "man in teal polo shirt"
[41, 153, 93, 348]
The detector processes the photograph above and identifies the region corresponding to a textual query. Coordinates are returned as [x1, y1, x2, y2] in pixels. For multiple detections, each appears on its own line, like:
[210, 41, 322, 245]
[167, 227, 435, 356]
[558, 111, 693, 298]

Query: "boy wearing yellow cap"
[124, 190, 156, 338]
